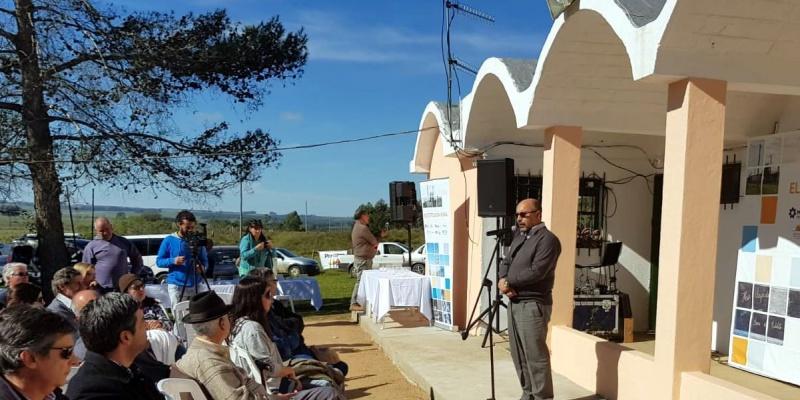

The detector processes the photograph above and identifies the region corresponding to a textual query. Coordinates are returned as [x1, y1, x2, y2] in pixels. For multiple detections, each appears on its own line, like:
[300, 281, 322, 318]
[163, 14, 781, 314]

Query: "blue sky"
[69, 1, 553, 217]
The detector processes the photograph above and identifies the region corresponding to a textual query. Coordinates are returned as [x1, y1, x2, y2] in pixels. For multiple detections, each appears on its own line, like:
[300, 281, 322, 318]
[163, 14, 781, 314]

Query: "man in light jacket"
[349, 207, 380, 312]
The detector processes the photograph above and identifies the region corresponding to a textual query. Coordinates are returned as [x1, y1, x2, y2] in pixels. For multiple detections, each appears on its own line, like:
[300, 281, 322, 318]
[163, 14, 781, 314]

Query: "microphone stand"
[460, 216, 511, 400]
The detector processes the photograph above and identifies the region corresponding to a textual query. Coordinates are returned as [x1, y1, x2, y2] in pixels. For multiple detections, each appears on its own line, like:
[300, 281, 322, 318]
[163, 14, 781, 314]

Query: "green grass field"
[293, 269, 355, 316]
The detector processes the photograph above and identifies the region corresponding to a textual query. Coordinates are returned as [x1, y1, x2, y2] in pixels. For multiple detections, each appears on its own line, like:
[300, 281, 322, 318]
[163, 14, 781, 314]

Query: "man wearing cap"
[349, 207, 380, 312]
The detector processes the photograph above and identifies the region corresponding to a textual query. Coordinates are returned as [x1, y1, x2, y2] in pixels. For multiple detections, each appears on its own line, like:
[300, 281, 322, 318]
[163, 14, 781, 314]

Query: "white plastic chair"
[229, 345, 263, 384]
[172, 301, 191, 344]
[216, 292, 233, 304]
[274, 294, 296, 313]
[157, 378, 208, 400]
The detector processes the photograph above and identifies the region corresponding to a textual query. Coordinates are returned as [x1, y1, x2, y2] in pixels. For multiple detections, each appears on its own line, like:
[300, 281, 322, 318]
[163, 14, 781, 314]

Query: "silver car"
[272, 248, 321, 277]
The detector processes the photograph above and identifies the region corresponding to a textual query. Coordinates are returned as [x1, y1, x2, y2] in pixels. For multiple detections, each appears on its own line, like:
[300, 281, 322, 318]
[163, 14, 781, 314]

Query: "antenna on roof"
[441, 1, 494, 148]
[449, 57, 478, 75]
[446, 1, 495, 23]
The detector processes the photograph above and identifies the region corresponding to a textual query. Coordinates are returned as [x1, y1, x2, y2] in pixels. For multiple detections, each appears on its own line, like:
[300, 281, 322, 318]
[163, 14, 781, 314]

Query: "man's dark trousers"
[508, 299, 554, 400]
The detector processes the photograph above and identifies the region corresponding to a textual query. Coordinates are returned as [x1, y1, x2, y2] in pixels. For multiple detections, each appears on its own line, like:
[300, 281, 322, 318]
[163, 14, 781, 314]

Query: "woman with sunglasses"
[229, 277, 344, 400]
[118, 273, 173, 332]
[0, 304, 80, 400]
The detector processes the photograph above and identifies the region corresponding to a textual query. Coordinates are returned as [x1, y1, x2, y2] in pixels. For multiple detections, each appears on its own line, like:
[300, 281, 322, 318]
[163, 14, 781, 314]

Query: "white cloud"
[279, 112, 303, 122]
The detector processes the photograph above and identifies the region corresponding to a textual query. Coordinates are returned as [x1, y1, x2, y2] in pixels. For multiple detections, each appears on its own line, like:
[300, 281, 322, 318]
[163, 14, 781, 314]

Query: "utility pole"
[304, 201, 308, 232]
[239, 179, 243, 235]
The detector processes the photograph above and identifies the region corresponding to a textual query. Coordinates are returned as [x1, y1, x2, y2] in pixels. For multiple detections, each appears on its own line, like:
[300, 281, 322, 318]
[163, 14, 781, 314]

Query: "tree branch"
[0, 101, 21, 112]
[0, 27, 16, 45]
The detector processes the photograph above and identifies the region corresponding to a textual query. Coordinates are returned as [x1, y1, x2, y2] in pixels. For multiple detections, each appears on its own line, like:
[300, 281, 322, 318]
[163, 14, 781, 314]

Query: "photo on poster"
[762, 166, 780, 195]
[769, 286, 789, 315]
[746, 168, 763, 195]
[788, 289, 800, 318]
[764, 137, 782, 166]
[748, 140, 764, 167]
[737, 282, 754, 309]
[750, 312, 768, 341]
[753, 284, 770, 312]
[767, 316, 785, 345]
[734, 309, 751, 337]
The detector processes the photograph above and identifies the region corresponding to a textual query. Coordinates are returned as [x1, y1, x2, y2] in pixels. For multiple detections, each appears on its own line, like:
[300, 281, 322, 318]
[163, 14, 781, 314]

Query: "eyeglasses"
[50, 346, 74, 360]
[11, 272, 28, 277]
[130, 283, 145, 291]
[515, 210, 539, 218]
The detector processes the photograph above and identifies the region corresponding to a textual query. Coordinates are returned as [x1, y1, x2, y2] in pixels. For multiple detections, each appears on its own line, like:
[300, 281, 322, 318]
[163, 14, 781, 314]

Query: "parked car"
[124, 234, 169, 282]
[272, 248, 320, 277]
[335, 242, 426, 277]
[209, 245, 239, 280]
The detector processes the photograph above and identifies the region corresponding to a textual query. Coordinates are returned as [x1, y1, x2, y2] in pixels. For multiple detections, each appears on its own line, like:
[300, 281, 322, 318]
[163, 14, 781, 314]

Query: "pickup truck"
[335, 242, 426, 277]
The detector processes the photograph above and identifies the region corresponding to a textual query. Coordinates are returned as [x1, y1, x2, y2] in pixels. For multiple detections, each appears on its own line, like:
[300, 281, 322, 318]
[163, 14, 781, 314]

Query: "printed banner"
[420, 178, 454, 329]
[729, 131, 800, 385]
[318, 250, 348, 270]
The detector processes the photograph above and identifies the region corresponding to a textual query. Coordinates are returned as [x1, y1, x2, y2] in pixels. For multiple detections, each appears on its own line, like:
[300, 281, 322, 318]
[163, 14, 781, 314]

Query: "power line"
[0, 126, 437, 165]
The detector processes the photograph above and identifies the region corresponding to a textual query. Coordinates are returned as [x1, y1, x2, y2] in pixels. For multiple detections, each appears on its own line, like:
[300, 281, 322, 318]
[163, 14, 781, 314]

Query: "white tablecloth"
[145, 279, 323, 310]
[356, 269, 432, 322]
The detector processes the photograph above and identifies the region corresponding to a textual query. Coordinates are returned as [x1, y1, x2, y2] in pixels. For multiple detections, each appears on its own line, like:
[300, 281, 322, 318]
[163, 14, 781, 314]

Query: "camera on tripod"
[185, 223, 208, 249]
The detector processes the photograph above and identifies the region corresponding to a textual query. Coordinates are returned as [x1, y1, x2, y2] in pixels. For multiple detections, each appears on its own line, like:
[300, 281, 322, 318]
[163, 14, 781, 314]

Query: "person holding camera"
[238, 219, 275, 277]
[156, 210, 210, 308]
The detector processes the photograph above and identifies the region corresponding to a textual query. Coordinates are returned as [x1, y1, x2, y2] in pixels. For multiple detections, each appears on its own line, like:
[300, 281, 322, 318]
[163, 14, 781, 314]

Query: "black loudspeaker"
[477, 158, 515, 217]
[390, 181, 417, 222]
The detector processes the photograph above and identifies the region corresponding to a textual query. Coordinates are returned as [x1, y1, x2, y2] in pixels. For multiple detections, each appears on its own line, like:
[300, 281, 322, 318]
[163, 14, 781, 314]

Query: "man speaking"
[498, 198, 561, 400]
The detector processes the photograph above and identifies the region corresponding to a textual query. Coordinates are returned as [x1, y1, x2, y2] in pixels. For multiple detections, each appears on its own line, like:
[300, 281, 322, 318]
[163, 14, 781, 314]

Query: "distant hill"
[0, 201, 353, 230]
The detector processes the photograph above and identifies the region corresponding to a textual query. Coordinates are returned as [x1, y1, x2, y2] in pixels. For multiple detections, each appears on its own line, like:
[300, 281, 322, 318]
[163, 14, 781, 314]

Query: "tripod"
[179, 241, 211, 302]
[460, 217, 512, 400]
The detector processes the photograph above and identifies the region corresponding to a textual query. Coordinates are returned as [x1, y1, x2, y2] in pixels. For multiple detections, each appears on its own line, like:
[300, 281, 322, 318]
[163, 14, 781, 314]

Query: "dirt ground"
[302, 314, 427, 400]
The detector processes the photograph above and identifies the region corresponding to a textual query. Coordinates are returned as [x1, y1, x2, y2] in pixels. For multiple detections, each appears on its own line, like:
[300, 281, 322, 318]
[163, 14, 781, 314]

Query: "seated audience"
[72, 263, 99, 291]
[0, 263, 30, 308]
[248, 269, 347, 376]
[66, 293, 163, 400]
[0, 304, 80, 400]
[6, 282, 43, 308]
[177, 291, 342, 400]
[175, 290, 270, 399]
[119, 273, 173, 331]
[46, 267, 83, 330]
[230, 278, 345, 398]
[70, 290, 100, 361]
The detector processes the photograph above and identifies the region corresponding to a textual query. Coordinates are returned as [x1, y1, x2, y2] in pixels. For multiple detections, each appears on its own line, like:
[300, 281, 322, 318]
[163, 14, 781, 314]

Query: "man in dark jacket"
[499, 199, 561, 400]
[66, 293, 163, 400]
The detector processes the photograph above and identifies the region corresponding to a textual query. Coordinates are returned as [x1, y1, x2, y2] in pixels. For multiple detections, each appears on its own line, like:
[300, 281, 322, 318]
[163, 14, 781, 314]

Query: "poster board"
[728, 131, 800, 385]
[420, 178, 454, 329]
[318, 250, 347, 270]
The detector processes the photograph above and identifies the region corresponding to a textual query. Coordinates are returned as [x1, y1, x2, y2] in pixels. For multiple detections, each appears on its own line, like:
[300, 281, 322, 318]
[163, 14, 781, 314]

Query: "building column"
[654, 78, 727, 399]
[542, 126, 582, 328]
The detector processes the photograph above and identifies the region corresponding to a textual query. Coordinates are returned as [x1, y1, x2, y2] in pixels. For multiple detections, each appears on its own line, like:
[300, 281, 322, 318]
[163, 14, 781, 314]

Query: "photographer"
[238, 219, 275, 277]
[156, 210, 210, 307]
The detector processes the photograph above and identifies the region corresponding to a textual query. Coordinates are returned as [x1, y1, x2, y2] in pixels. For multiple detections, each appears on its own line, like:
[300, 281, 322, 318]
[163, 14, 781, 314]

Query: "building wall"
[472, 133, 664, 332]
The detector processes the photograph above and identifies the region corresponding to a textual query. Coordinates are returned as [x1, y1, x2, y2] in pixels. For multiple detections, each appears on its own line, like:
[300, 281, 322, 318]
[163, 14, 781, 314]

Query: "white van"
[124, 234, 169, 282]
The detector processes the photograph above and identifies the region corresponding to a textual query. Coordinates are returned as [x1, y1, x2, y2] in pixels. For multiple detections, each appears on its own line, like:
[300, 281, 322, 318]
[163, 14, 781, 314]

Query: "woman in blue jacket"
[238, 219, 274, 277]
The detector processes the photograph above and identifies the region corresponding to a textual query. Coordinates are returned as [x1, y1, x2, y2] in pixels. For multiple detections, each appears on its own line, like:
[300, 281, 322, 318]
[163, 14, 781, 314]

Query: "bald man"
[498, 198, 561, 400]
[71, 289, 99, 361]
[82, 217, 143, 292]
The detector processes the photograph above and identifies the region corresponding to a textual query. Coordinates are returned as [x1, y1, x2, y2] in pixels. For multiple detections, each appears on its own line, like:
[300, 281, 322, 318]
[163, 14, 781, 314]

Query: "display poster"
[318, 250, 348, 269]
[420, 178, 454, 329]
[728, 131, 800, 385]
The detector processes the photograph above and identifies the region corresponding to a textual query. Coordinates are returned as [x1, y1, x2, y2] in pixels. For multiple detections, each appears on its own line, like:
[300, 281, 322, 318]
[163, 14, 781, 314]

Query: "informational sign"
[729, 131, 800, 385]
[318, 250, 347, 270]
[420, 178, 454, 329]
